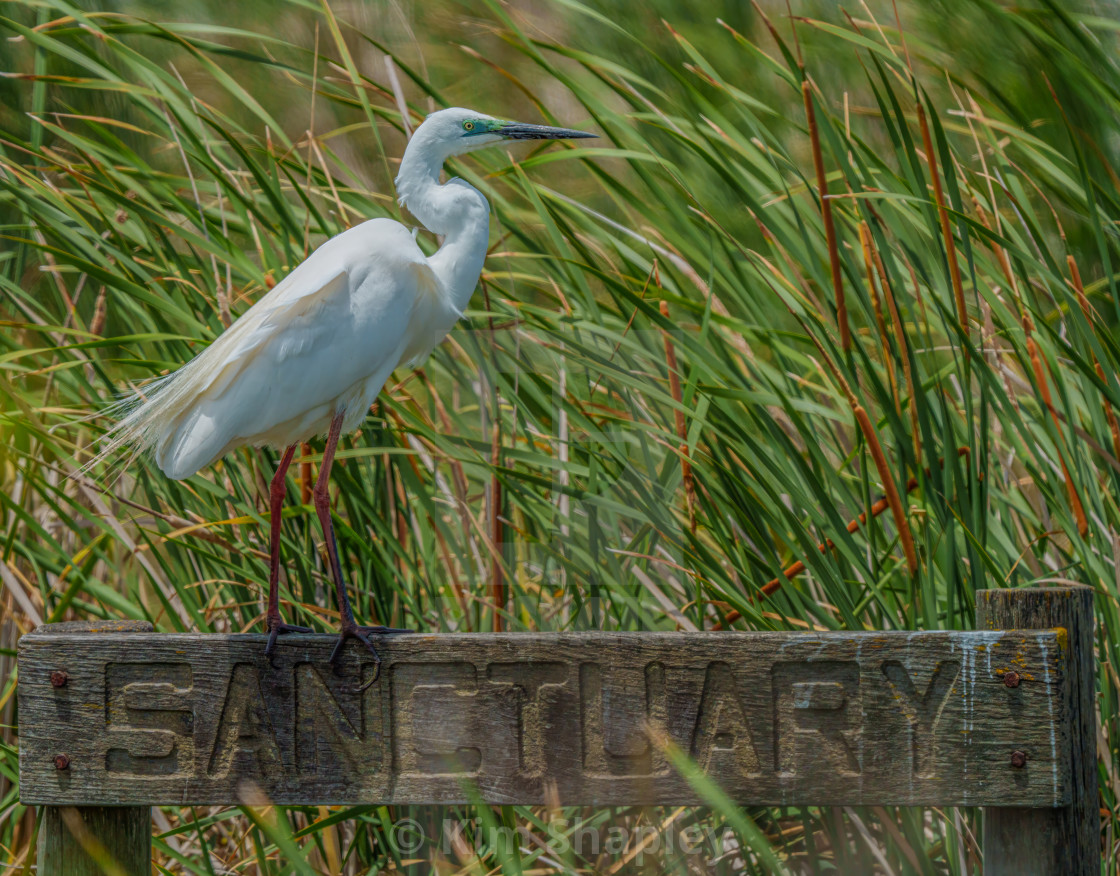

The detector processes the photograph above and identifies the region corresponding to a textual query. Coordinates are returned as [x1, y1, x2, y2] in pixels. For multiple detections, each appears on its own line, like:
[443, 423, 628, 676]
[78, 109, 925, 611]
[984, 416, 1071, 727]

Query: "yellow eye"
[463, 121, 475, 131]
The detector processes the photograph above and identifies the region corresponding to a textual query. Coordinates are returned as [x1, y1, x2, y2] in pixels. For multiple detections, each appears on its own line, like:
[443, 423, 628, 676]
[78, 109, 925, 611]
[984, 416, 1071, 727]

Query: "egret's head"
[411, 107, 596, 159]
[396, 108, 596, 224]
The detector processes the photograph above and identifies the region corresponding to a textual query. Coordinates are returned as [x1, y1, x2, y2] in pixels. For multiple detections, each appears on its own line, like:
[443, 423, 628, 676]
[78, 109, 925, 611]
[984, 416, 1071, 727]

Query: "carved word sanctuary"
[101, 656, 969, 783]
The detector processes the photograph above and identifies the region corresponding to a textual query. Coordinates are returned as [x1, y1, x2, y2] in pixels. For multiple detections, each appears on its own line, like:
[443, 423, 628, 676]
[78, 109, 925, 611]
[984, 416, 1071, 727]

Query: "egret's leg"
[314, 412, 407, 692]
[264, 443, 311, 660]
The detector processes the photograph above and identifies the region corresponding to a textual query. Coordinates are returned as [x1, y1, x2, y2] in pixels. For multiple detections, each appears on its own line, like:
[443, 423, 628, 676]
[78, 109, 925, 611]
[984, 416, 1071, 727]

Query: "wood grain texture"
[33, 621, 151, 876]
[19, 629, 1071, 807]
[37, 806, 151, 876]
[977, 587, 1098, 876]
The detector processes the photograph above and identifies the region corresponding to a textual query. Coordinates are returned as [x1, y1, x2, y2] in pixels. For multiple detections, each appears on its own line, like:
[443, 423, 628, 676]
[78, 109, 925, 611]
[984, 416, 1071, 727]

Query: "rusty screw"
[49, 670, 68, 688]
[53, 754, 70, 771]
[1010, 750, 1027, 769]
[1003, 670, 1021, 688]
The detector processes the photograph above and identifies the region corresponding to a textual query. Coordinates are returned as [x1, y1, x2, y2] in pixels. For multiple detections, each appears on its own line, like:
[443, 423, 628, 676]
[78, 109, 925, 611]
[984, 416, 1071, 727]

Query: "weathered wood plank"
[19, 629, 1071, 807]
[977, 587, 1097, 876]
[33, 621, 151, 876]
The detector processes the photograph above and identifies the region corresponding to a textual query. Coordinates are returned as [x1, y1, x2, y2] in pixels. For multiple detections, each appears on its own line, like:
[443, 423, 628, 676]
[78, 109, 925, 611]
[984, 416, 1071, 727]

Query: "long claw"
[327, 630, 350, 666]
[328, 623, 403, 693]
[354, 638, 383, 693]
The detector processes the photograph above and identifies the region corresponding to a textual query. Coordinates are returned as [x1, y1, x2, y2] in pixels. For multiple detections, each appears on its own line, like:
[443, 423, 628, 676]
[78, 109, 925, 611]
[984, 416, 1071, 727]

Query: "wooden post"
[34, 621, 152, 876]
[976, 586, 1098, 876]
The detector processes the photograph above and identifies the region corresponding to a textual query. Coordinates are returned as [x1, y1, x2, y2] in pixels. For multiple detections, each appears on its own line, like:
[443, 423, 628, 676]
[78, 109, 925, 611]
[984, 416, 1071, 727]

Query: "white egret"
[96, 108, 595, 687]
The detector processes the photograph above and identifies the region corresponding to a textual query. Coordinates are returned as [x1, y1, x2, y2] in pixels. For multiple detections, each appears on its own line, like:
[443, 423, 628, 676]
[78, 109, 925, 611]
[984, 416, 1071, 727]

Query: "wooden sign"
[19, 627, 1071, 807]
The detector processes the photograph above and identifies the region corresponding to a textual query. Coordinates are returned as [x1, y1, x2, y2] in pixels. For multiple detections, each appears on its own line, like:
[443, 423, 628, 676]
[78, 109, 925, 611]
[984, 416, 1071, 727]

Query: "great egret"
[96, 107, 595, 687]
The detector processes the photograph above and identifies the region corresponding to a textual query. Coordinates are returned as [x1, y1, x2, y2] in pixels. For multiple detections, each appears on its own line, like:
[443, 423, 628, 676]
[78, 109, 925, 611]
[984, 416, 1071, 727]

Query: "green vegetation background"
[1, 0, 1119, 872]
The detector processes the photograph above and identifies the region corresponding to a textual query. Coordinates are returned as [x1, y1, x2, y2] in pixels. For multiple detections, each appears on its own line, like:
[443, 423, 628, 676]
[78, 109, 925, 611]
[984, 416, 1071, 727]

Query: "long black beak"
[498, 122, 597, 141]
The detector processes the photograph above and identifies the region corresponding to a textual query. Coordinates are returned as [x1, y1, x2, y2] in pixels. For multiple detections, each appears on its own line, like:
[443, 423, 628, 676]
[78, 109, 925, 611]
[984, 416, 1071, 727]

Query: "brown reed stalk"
[479, 274, 505, 633]
[802, 319, 918, 574]
[1068, 255, 1120, 465]
[381, 454, 400, 615]
[300, 442, 312, 504]
[854, 403, 917, 570]
[972, 195, 1018, 295]
[489, 411, 505, 631]
[916, 101, 968, 342]
[1023, 312, 1089, 536]
[394, 466, 409, 578]
[859, 221, 899, 415]
[972, 195, 1088, 534]
[712, 490, 900, 629]
[712, 449, 972, 629]
[387, 406, 469, 618]
[804, 79, 849, 351]
[868, 229, 921, 460]
[660, 301, 697, 534]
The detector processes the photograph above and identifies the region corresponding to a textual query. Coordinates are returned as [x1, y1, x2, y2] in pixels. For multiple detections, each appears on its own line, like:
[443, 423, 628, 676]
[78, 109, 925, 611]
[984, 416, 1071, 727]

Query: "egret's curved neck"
[395, 136, 490, 313]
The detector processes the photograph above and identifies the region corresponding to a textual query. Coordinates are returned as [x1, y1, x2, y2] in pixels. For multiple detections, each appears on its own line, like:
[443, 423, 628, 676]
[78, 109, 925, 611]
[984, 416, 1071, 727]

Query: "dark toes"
[264, 622, 313, 667]
[328, 626, 384, 691]
[328, 633, 348, 667]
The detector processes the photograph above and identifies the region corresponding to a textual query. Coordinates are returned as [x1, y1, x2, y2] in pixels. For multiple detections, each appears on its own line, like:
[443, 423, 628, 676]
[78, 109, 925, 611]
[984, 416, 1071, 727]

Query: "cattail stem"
[712, 449, 972, 629]
[916, 101, 968, 342]
[489, 416, 505, 631]
[1068, 255, 1120, 466]
[804, 79, 849, 351]
[854, 402, 916, 571]
[479, 276, 506, 633]
[859, 221, 899, 415]
[1023, 313, 1089, 536]
[800, 321, 918, 574]
[869, 230, 921, 461]
[660, 301, 697, 534]
[300, 442, 312, 505]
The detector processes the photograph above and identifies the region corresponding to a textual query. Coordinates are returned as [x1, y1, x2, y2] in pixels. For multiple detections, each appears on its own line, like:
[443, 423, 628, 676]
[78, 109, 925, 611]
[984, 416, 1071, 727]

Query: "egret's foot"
[264, 617, 313, 665]
[328, 623, 412, 692]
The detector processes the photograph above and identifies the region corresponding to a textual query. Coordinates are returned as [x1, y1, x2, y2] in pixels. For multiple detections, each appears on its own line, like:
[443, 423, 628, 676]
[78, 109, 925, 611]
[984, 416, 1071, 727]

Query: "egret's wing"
[210, 253, 442, 407]
[95, 221, 443, 479]
[142, 265, 358, 477]
[201, 222, 441, 392]
[199, 267, 352, 401]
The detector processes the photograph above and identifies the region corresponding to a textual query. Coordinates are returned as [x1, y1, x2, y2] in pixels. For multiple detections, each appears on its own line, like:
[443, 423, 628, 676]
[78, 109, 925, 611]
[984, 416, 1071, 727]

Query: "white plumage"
[128, 219, 450, 479]
[90, 106, 595, 683]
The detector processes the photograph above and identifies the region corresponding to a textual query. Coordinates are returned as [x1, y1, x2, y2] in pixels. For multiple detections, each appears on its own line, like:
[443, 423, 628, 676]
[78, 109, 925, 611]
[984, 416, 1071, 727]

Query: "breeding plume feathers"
[85, 218, 453, 480]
